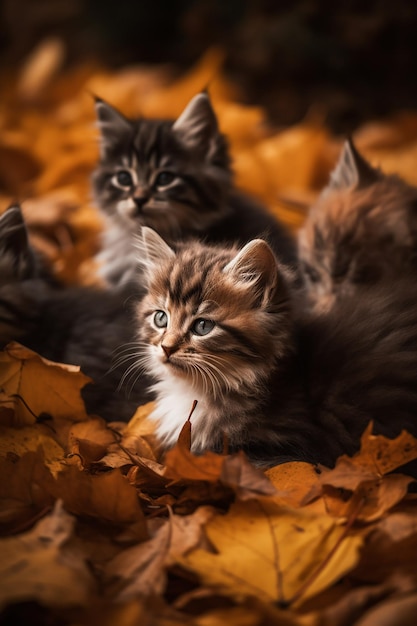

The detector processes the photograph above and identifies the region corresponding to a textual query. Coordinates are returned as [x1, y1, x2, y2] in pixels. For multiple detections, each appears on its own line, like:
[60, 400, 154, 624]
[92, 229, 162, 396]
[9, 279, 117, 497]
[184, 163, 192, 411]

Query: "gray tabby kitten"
[136, 227, 417, 468]
[92, 92, 297, 285]
[0, 205, 154, 421]
[299, 139, 417, 311]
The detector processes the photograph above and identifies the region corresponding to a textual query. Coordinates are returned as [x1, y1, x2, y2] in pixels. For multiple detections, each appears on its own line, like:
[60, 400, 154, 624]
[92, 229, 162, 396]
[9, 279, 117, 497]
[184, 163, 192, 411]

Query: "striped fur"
[92, 92, 297, 286]
[299, 139, 417, 312]
[137, 228, 417, 468]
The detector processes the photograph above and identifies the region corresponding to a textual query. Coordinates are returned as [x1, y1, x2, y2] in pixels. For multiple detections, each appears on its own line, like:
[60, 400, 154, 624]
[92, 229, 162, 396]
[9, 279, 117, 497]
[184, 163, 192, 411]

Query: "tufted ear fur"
[327, 138, 380, 192]
[172, 92, 218, 156]
[139, 227, 175, 278]
[94, 97, 133, 157]
[223, 239, 278, 304]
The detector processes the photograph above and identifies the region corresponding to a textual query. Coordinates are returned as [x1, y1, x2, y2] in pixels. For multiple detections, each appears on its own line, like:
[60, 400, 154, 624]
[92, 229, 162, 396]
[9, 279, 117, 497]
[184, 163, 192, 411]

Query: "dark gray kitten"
[0, 205, 154, 421]
[299, 139, 417, 311]
[92, 92, 297, 285]
[136, 227, 417, 469]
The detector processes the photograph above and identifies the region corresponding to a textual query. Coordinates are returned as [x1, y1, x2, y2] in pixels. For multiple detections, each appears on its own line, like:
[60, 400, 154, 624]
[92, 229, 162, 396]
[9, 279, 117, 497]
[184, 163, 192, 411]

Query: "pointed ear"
[172, 93, 218, 153]
[0, 204, 35, 278]
[328, 138, 380, 191]
[139, 227, 175, 276]
[223, 239, 278, 302]
[94, 98, 132, 157]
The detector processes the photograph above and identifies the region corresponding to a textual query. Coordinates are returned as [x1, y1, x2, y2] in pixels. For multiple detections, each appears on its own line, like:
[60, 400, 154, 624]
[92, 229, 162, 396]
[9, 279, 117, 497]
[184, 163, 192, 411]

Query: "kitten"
[92, 92, 297, 285]
[0, 205, 154, 422]
[298, 139, 417, 311]
[136, 227, 417, 468]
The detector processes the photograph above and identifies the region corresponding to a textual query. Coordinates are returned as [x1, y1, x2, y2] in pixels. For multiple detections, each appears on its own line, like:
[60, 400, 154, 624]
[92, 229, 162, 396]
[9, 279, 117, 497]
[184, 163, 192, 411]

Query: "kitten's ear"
[328, 138, 380, 191]
[172, 93, 218, 154]
[94, 98, 132, 157]
[223, 239, 278, 302]
[0, 204, 35, 278]
[139, 227, 175, 276]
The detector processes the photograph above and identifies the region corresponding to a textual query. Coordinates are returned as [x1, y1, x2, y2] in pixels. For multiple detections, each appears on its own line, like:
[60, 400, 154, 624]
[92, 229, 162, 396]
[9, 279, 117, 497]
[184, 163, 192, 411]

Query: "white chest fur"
[149, 374, 210, 448]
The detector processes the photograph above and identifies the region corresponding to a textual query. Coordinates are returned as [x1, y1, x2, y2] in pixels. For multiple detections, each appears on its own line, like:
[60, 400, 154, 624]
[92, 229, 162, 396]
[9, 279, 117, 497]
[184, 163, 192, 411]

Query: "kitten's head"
[298, 139, 417, 309]
[136, 228, 292, 403]
[92, 93, 232, 240]
[0, 205, 37, 285]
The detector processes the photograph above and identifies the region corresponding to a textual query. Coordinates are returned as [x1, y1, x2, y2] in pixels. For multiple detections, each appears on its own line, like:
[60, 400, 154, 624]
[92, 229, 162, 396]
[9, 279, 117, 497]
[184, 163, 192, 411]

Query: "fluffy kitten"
[92, 92, 297, 285]
[137, 228, 417, 468]
[298, 139, 417, 311]
[0, 205, 154, 421]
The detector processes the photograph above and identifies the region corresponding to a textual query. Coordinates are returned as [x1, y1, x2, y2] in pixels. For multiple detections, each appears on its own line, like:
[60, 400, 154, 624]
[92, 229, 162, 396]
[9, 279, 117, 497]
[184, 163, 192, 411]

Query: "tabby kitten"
[137, 227, 417, 468]
[92, 92, 297, 285]
[299, 139, 417, 311]
[0, 205, 154, 421]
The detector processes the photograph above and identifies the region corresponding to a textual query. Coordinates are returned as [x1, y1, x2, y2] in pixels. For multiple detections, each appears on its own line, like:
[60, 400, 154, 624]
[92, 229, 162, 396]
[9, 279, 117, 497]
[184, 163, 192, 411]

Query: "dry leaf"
[105, 506, 214, 600]
[0, 500, 94, 610]
[0, 342, 91, 428]
[181, 498, 362, 607]
[304, 425, 417, 521]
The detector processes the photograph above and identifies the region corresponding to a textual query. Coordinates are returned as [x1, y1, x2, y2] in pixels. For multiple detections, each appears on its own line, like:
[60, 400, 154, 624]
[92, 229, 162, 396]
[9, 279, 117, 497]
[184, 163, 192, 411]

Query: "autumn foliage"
[2, 44, 417, 625]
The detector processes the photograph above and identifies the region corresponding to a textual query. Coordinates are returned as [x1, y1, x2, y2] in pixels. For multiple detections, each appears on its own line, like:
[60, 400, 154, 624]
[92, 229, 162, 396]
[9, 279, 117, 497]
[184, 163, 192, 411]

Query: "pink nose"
[162, 344, 177, 359]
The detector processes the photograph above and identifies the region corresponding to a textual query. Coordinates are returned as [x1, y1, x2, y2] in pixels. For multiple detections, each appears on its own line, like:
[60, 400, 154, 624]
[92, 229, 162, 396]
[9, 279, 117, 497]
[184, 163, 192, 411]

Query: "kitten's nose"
[162, 344, 178, 359]
[133, 195, 148, 211]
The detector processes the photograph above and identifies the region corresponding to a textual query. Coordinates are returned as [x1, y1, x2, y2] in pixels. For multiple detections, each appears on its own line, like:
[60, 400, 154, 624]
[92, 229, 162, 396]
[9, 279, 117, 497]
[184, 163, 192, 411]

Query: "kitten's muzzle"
[134, 195, 150, 212]
[162, 344, 179, 359]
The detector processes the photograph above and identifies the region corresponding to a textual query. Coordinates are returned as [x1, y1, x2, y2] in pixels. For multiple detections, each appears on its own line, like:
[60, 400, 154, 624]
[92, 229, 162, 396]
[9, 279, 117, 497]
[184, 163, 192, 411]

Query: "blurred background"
[2, 1, 417, 283]
[2, 0, 417, 132]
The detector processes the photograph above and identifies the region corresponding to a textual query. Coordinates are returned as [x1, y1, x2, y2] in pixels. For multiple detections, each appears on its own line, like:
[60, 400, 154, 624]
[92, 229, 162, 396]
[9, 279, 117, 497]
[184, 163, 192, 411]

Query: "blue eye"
[192, 318, 215, 336]
[116, 170, 133, 187]
[155, 171, 176, 188]
[154, 310, 168, 328]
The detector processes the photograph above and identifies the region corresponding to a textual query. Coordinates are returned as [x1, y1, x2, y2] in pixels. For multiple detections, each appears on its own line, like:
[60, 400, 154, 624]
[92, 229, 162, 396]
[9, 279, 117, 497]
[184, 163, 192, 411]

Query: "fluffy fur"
[92, 92, 297, 285]
[137, 228, 417, 468]
[0, 205, 154, 421]
[299, 139, 417, 311]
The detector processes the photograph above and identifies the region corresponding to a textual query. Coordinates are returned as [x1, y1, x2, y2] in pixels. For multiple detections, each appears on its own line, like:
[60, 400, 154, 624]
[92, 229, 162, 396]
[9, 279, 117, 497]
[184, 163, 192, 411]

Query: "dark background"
[2, 0, 417, 132]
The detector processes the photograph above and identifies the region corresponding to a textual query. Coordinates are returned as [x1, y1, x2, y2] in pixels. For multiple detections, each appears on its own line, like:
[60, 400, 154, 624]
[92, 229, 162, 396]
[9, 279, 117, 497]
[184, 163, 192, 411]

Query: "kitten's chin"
[116, 198, 140, 221]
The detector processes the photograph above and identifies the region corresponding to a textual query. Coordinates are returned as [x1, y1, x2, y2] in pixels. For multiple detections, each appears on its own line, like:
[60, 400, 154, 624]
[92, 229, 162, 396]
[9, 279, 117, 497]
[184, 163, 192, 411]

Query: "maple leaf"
[304, 424, 417, 521]
[181, 498, 363, 608]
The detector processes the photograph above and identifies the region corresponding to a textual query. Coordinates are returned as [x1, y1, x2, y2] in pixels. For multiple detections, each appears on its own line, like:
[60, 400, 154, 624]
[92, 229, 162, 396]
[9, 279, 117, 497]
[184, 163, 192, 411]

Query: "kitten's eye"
[154, 310, 168, 328]
[116, 170, 133, 187]
[155, 171, 176, 188]
[192, 318, 215, 336]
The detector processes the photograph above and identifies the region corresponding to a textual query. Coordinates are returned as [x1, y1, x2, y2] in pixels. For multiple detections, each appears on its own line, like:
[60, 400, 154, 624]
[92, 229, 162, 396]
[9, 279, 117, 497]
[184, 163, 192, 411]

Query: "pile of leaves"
[2, 45, 417, 625]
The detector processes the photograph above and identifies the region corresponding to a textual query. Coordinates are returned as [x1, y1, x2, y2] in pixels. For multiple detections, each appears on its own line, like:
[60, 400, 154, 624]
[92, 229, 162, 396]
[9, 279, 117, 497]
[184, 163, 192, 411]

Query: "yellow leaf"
[0, 342, 91, 427]
[181, 499, 362, 607]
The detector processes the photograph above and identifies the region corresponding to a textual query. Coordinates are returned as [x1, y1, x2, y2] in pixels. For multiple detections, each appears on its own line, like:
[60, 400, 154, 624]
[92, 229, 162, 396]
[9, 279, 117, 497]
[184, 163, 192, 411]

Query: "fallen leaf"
[105, 506, 214, 600]
[304, 425, 417, 521]
[181, 498, 362, 607]
[0, 342, 91, 428]
[0, 500, 95, 610]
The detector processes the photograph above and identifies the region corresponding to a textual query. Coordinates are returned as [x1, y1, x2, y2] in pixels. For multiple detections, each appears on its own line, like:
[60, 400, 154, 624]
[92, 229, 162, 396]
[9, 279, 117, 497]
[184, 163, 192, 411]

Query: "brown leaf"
[0, 342, 91, 429]
[304, 425, 417, 521]
[0, 500, 95, 610]
[43, 463, 148, 534]
[354, 592, 417, 626]
[0, 451, 54, 534]
[105, 506, 214, 600]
